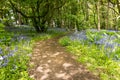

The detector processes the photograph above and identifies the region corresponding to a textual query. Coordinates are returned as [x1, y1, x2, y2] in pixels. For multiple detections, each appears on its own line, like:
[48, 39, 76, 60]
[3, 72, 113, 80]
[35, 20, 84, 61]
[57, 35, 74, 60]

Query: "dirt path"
[28, 37, 99, 80]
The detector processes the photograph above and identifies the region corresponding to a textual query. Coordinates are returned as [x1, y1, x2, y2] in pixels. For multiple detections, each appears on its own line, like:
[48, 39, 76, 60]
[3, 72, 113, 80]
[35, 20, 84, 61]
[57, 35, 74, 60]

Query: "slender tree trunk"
[18, 13, 22, 25]
[85, 1, 89, 21]
[81, 1, 86, 20]
[112, 4, 117, 30]
[94, 4, 97, 28]
[97, 1, 101, 31]
[106, 1, 110, 29]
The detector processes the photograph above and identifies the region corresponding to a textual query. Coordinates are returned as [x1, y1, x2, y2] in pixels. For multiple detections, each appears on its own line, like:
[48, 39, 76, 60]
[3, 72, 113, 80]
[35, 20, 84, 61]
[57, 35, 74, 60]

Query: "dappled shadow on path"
[28, 37, 99, 80]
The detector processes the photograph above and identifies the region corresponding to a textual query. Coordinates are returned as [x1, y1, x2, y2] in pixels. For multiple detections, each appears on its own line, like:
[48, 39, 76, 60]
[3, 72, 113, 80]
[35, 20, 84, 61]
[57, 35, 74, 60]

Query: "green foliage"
[0, 45, 33, 80]
[0, 23, 4, 28]
[59, 36, 120, 80]
[2, 18, 13, 26]
[0, 23, 5, 32]
[86, 29, 120, 42]
[86, 30, 103, 42]
[0, 35, 33, 80]
[59, 36, 72, 46]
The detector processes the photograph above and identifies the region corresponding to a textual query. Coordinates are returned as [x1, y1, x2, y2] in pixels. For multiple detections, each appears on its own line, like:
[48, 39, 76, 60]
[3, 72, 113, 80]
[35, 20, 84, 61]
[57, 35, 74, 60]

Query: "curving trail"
[28, 36, 99, 80]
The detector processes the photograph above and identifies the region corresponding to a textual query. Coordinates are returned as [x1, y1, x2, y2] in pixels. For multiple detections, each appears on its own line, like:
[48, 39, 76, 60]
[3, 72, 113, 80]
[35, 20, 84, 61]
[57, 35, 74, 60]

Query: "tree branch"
[103, 4, 119, 15]
[54, 1, 66, 9]
[9, 0, 46, 18]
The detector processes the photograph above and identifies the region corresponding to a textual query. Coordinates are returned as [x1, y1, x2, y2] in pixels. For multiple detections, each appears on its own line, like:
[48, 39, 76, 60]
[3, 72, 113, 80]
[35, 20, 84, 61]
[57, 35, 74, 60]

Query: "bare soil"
[28, 36, 99, 80]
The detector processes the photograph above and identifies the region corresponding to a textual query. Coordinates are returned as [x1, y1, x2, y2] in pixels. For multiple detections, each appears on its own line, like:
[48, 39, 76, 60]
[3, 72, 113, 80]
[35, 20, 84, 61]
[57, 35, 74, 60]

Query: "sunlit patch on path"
[28, 37, 99, 80]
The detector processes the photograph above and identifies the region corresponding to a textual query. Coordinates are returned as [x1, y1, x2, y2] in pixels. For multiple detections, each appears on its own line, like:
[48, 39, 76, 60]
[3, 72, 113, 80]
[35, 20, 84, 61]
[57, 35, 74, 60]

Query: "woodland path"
[28, 36, 99, 80]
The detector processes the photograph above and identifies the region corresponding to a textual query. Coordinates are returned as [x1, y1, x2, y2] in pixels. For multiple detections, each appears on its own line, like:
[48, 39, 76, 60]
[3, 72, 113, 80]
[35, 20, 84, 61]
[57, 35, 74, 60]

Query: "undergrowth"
[0, 24, 65, 80]
[59, 36, 120, 80]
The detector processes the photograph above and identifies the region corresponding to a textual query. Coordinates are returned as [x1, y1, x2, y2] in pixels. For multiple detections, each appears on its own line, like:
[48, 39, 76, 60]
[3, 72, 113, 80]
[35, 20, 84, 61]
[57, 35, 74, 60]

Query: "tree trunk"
[32, 18, 40, 32]
[94, 4, 97, 28]
[31, 7, 41, 32]
[106, 1, 110, 29]
[97, 1, 101, 31]
[18, 13, 22, 25]
[116, 0, 120, 14]
[85, 0, 89, 21]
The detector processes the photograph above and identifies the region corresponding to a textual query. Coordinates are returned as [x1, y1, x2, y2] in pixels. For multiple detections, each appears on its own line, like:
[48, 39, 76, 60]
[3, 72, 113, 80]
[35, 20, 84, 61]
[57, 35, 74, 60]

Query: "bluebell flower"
[14, 46, 18, 51]
[0, 39, 2, 43]
[105, 42, 114, 49]
[118, 44, 120, 47]
[69, 31, 87, 41]
[2, 55, 8, 59]
[0, 48, 2, 54]
[68, 29, 120, 60]
[7, 53, 14, 57]
[2, 59, 9, 67]
[110, 36, 117, 40]
[95, 37, 108, 45]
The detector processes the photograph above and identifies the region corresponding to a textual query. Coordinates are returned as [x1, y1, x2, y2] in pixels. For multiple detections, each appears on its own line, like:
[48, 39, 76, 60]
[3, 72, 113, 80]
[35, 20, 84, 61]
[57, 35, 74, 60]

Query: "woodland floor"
[28, 36, 100, 80]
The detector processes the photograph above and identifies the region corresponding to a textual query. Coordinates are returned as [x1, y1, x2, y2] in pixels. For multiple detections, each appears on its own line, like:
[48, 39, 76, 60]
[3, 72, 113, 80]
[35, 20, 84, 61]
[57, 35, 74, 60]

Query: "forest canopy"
[0, 0, 120, 32]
